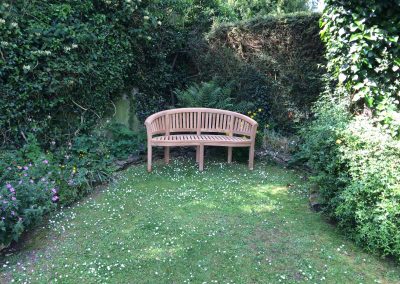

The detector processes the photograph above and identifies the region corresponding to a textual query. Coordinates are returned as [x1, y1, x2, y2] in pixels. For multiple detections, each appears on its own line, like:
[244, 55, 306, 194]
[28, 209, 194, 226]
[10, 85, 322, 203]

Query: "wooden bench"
[144, 108, 258, 172]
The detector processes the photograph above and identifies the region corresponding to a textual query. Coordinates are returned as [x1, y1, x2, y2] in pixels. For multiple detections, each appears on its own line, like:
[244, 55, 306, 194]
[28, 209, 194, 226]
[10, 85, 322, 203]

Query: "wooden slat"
[166, 114, 170, 135]
[197, 111, 202, 135]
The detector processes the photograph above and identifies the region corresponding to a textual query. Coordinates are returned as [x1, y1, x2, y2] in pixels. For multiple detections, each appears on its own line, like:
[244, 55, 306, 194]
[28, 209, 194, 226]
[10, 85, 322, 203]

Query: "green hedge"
[299, 1, 400, 259]
[0, 0, 187, 147]
[189, 13, 325, 132]
[320, 0, 400, 136]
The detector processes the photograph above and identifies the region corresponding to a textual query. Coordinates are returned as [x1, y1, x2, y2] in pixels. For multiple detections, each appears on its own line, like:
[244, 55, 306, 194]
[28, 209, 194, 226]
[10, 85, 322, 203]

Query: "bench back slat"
[145, 108, 258, 138]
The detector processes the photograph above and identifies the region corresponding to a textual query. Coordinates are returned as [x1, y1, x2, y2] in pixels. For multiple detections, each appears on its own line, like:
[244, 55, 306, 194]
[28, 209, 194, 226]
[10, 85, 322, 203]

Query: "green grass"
[1, 158, 400, 283]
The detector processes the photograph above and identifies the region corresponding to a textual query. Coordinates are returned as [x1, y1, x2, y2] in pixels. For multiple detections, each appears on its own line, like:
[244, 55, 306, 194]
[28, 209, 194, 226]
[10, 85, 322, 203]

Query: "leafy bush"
[299, 0, 400, 259]
[337, 117, 400, 256]
[296, 98, 351, 213]
[0, 150, 57, 246]
[299, 105, 400, 258]
[55, 132, 115, 204]
[106, 123, 146, 159]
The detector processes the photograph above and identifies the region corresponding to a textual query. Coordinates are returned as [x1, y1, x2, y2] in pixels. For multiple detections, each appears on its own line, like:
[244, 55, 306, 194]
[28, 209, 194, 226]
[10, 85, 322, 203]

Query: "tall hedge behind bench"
[189, 13, 325, 133]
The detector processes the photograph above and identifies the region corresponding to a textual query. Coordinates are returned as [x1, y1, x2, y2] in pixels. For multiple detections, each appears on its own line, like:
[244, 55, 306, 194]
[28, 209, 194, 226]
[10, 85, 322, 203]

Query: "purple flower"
[11, 196, 16, 201]
[11, 211, 15, 216]
[6, 183, 12, 189]
[9, 187, 15, 194]
[23, 173, 28, 177]
[23, 166, 29, 170]
[52, 196, 59, 202]
[51, 188, 57, 194]
[43, 160, 49, 164]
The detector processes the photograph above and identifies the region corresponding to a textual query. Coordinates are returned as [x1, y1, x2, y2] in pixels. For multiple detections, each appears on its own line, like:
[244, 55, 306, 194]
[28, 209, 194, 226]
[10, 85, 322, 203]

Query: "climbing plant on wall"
[320, 0, 400, 136]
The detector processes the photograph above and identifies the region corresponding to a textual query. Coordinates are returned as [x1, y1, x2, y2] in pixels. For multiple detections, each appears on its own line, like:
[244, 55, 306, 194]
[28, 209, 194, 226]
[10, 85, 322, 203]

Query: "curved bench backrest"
[145, 108, 258, 137]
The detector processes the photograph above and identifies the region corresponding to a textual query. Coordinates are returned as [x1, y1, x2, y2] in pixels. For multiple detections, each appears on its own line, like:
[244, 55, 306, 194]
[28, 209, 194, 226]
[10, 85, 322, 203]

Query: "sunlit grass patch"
[1, 158, 399, 283]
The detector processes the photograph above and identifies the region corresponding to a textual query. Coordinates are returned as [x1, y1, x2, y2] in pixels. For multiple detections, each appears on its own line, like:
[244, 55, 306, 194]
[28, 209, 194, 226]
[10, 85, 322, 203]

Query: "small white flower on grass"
[11, 22, 18, 27]
[0, 18, 5, 24]
[23, 65, 31, 71]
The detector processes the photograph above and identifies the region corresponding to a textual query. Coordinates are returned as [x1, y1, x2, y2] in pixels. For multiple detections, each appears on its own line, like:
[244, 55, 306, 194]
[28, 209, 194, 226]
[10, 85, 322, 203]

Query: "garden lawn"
[1, 158, 400, 283]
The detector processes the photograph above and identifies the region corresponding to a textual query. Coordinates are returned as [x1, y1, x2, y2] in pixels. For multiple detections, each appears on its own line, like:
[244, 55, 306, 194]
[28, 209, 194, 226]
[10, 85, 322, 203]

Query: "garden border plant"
[298, 0, 400, 260]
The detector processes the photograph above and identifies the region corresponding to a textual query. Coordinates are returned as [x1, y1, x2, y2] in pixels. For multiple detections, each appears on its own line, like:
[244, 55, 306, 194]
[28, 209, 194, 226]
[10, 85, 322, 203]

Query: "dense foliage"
[188, 13, 325, 132]
[0, 155, 57, 246]
[320, 0, 400, 136]
[299, 0, 400, 259]
[0, 0, 190, 146]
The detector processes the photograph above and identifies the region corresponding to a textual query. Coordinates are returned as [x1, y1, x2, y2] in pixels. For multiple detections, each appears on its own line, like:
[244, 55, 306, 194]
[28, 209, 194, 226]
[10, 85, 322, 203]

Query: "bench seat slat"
[152, 134, 251, 144]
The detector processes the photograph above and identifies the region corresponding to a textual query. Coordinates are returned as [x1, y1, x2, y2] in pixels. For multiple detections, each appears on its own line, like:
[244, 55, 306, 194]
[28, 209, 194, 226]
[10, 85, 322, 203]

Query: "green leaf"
[349, 33, 362, 42]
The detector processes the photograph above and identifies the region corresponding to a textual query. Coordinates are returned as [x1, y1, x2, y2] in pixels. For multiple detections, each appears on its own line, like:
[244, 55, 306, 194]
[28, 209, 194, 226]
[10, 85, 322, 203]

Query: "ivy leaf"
[365, 95, 374, 107]
[349, 33, 363, 42]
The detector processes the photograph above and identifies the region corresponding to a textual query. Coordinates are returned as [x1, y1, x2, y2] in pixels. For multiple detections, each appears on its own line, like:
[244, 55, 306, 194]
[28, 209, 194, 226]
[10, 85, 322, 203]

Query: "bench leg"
[164, 146, 170, 164]
[199, 144, 204, 171]
[147, 144, 152, 172]
[196, 146, 200, 163]
[227, 147, 232, 163]
[249, 143, 255, 170]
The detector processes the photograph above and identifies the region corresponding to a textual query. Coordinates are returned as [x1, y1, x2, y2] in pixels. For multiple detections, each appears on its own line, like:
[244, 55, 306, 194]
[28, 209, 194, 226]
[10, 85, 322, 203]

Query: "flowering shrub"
[0, 158, 57, 246]
[54, 132, 115, 205]
[0, 131, 116, 246]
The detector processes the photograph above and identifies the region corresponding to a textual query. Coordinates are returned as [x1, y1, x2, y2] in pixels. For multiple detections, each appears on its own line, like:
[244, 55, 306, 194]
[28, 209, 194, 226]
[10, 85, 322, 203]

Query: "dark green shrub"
[189, 13, 325, 133]
[0, 0, 191, 146]
[106, 123, 146, 159]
